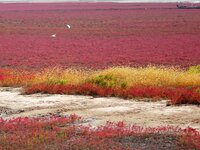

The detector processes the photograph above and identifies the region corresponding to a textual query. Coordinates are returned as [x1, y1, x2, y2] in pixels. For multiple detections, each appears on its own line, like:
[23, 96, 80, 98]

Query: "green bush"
[120, 81, 127, 89]
[187, 65, 200, 74]
[89, 74, 127, 88]
[195, 88, 200, 94]
[46, 79, 68, 85]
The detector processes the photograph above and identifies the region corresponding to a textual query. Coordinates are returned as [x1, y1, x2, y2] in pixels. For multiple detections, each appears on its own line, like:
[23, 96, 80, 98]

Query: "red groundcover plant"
[0, 114, 199, 150]
[24, 84, 200, 105]
[0, 69, 11, 81]
[0, 75, 4, 81]
[1, 3, 200, 69]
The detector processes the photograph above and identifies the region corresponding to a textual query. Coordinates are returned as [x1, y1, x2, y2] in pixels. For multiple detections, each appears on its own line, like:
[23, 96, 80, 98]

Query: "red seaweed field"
[0, 3, 200, 69]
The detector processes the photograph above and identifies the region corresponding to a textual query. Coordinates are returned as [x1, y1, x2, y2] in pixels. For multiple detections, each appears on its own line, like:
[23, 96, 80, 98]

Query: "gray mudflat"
[0, 87, 200, 130]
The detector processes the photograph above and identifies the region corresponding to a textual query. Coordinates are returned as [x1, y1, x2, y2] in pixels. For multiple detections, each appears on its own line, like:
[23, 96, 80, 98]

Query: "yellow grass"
[91, 66, 200, 87]
[0, 69, 34, 87]
[1, 66, 200, 88]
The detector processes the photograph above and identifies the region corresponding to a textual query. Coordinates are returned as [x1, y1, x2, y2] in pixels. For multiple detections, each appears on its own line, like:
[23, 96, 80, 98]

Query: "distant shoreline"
[0, 0, 199, 4]
[0, 1, 184, 4]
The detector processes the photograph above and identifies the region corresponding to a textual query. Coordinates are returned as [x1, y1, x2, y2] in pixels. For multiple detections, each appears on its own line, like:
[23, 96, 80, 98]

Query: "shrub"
[89, 74, 116, 88]
[89, 74, 127, 88]
[187, 65, 200, 74]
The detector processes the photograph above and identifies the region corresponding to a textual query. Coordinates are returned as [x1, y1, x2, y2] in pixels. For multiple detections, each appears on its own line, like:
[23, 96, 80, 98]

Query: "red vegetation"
[24, 84, 200, 105]
[0, 114, 199, 150]
[0, 69, 35, 86]
[0, 75, 4, 81]
[0, 69, 12, 81]
[0, 3, 200, 69]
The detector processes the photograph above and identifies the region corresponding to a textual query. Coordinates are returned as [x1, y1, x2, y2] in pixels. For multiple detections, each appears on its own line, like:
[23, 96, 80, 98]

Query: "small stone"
[166, 101, 172, 106]
[18, 109, 25, 113]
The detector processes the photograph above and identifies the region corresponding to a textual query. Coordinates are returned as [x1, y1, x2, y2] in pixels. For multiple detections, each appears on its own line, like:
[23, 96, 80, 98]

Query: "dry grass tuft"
[88, 66, 200, 88]
[1, 66, 200, 88]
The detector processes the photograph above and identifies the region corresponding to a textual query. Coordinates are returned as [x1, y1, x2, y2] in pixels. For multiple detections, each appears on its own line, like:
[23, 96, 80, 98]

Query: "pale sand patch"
[90, 106, 132, 112]
[0, 87, 200, 131]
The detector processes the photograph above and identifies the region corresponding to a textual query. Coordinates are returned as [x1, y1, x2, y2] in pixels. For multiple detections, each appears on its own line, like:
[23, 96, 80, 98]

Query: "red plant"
[182, 127, 200, 149]
[125, 86, 200, 105]
[24, 83, 200, 105]
[0, 75, 4, 81]
[0, 69, 14, 81]
[0, 3, 200, 69]
[0, 115, 199, 150]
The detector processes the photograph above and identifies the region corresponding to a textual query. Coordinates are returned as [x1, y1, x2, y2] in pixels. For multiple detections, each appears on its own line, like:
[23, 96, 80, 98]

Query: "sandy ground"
[0, 87, 200, 130]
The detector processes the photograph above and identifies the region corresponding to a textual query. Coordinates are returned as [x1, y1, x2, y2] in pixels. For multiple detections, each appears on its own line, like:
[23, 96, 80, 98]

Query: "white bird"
[51, 34, 56, 38]
[66, 24, 71, 29]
